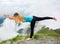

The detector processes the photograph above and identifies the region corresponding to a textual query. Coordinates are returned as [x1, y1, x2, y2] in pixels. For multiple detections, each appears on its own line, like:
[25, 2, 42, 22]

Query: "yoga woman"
[4, 13, 57, 40]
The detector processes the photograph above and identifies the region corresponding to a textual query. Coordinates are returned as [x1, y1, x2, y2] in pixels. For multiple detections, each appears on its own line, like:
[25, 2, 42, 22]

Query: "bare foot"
[52, 17, 57, 21]
[26, 38, 32, 41]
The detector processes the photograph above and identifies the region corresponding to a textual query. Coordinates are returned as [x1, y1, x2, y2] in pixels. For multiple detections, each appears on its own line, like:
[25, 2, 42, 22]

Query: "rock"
[15, 37, 60, 44]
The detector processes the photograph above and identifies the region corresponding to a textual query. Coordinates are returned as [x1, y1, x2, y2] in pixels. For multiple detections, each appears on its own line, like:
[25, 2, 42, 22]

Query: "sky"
[0, 0, 60, 29]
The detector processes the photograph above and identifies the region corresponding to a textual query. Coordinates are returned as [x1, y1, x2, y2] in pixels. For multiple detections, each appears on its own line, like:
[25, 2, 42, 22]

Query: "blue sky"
[0, 0, 60, 29]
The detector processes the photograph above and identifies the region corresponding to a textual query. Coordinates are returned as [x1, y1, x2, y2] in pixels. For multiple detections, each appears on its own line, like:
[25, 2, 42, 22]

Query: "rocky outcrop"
[12, 37, 60, 44]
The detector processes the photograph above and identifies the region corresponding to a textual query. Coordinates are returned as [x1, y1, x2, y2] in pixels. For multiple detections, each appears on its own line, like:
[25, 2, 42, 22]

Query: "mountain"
[0, 17, 5, 24]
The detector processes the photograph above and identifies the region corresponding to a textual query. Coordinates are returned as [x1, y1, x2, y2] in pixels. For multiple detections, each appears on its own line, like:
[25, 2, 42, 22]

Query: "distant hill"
[0, 18, 5, 24]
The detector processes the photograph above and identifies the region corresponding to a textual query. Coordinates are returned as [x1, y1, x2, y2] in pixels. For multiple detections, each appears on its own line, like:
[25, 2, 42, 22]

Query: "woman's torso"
[24, 16, 33, 22]
[13, 15, 33, 24]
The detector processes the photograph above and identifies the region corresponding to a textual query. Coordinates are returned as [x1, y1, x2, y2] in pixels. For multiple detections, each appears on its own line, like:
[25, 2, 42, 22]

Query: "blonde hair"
[13, 13, 24, 23]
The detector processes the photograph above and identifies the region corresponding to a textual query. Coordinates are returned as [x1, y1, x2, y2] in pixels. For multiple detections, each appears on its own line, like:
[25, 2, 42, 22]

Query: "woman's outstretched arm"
[3, 14, 14, 19]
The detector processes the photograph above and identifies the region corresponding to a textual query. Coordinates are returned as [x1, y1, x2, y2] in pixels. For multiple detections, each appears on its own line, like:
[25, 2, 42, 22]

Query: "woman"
[4, 13, 57, 40]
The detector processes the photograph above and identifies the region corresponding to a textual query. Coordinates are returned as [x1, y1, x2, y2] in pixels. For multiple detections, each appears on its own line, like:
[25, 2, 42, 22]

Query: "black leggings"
[30, 16, 53, 38]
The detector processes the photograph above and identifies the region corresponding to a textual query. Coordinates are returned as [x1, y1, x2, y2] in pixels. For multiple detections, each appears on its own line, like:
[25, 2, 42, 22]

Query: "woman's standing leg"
[26, 17, 36, 40]
[30, 19, 36, 38]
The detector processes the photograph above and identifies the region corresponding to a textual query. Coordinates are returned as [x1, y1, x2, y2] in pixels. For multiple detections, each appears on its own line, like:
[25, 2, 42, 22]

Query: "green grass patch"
[0, 40, 7, 44]
[0, 35, 23, 44]
[33, 33, 60, 39]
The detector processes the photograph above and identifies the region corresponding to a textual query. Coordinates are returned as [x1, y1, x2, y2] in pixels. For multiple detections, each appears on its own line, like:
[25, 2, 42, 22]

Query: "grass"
[0, 35, 23, 44]
[0, 40, 7, 44]
[33, 33, 60, 39]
